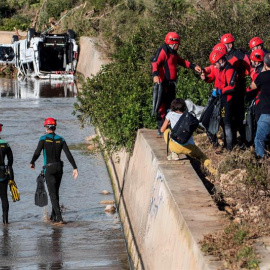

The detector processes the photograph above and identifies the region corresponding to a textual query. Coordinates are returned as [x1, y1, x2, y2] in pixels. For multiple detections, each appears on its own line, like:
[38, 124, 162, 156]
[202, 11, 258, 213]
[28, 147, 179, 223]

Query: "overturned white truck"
[0, 29, 78, 79]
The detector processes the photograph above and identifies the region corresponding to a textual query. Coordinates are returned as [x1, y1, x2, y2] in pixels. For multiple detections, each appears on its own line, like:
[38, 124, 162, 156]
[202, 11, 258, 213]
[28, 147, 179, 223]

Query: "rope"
[41, 4, 83, 35]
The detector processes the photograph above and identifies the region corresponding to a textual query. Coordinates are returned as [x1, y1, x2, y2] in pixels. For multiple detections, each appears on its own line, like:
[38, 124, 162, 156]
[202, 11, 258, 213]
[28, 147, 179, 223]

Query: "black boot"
[3, 214, 8, 225]
[50, 211, 56, 222]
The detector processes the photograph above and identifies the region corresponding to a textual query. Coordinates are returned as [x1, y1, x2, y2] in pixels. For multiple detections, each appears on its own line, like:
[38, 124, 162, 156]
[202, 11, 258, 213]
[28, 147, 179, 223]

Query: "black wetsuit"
[0, 138, 14, 224]
[30, 133, 77, 222]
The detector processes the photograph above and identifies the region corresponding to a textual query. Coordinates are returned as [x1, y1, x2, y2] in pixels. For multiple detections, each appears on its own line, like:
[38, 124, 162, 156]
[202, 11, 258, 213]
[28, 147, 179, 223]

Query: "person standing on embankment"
[152, 32, 202, 135]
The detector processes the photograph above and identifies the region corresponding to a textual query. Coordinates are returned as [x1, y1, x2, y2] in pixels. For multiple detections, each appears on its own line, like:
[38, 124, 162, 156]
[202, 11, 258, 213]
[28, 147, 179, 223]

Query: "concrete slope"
[76, 37, 110, 79]
[107, 129, 224, 270]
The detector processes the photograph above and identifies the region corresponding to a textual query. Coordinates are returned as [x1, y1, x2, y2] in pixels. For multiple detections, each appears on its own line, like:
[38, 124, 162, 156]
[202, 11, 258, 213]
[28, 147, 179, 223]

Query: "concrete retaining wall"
[0, 31, 26, 44]
[76, 37, 110, 79]
[108, 129, 224, 270]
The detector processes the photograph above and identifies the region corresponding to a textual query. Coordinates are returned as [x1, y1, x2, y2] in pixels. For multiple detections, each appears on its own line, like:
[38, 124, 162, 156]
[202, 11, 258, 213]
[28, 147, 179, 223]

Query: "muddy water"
[0, 78, 130, 270]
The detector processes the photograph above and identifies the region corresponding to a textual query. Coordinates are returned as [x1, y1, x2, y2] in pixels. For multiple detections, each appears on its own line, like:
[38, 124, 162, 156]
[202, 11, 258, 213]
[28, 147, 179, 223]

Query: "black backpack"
[170, 111, 199, 144]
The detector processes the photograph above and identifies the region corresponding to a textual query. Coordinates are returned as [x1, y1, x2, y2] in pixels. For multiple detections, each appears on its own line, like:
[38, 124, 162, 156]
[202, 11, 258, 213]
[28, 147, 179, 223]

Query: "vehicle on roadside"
[0, 28, 78, 80]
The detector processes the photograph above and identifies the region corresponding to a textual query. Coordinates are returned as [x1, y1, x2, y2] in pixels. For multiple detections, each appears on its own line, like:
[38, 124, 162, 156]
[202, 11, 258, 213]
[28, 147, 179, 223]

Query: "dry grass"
[195, 133, 270, 269]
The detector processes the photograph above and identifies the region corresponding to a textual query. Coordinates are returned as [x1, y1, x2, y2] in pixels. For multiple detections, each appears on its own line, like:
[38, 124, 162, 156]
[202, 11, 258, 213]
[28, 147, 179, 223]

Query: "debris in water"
[100, 200, 114, 204]
[105, 205, 116, 213]
[101, 190, 111, 195]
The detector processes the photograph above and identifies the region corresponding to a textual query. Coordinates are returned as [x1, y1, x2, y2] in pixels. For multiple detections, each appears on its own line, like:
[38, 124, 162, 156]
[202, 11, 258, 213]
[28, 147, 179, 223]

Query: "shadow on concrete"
[188, 157, 230, 211]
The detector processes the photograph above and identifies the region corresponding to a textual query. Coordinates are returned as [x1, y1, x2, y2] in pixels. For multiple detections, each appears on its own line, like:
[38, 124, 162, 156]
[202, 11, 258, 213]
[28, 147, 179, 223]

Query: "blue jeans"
[254, 114, 270, 157]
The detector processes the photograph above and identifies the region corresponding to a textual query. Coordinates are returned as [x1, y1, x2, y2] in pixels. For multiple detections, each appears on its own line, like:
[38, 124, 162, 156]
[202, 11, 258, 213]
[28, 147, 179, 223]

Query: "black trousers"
[45, 163, 63, 222]
[0, 179, 9, 217]
[157, 82, 176, 130]
[232, 85, 246, 144]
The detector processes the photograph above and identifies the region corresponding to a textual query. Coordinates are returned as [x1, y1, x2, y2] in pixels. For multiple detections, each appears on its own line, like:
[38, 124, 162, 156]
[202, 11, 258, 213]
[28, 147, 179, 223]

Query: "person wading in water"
[30, 118, 78, 224]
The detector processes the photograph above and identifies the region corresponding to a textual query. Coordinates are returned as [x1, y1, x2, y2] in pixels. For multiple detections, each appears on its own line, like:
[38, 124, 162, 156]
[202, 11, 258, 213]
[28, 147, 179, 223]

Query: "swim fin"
[35, 172, 48, 207]
[8, 180, 20, 202]
[151, 83, 158, 117]
[154, 83, 163, 114]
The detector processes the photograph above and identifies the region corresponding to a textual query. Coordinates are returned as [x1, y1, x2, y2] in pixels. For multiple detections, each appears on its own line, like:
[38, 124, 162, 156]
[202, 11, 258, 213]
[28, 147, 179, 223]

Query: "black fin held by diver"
[35, 172, 48, 207]
[8, 180, 20, 202]
[208, 96, 221, 135]
[151, 83, 158, 117]
[245, 99, 256, 144]
[155, 83, 163, 114]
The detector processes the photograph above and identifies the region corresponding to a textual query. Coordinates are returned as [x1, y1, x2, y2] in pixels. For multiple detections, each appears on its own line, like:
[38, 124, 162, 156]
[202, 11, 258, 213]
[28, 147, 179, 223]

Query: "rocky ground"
[193, 131, 270, 269]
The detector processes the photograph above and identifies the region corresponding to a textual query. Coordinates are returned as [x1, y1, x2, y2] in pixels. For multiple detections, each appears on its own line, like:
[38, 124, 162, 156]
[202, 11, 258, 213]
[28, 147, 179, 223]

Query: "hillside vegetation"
[2, 0, 270, 151]
[2, 0, 270, 268]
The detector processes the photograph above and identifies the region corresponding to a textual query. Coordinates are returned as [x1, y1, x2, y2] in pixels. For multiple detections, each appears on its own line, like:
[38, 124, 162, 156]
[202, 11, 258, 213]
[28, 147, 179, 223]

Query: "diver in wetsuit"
[30, 118, 78, 224]
[0, 123, 14, 224]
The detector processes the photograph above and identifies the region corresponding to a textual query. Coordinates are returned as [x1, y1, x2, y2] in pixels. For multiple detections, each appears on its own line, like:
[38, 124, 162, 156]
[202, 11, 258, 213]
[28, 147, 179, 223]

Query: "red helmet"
[209, 50, 226, 64]
[212, 43, 227, 54]
[0, 123, 2, 132]
[164, 32, 180, 45]
[220, 33, 235, 44]
[44, 117, 57, 127]
[250, 49, 264, 62]
[249, 37, 263, 49]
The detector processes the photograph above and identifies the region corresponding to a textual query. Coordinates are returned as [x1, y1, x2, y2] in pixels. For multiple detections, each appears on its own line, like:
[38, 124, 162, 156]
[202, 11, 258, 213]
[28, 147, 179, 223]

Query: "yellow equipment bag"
[9, 180, 20, 202]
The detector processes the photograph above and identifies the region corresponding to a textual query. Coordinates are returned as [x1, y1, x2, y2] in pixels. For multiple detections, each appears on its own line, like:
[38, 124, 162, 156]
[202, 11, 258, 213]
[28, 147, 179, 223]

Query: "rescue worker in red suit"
[203, 43, 228, 78]
[201, 43, 227, 147]
[152, 32, 201, 134]
[246, 49, 265, 117]
[249, 37, 269, 55]
[201, 50, 237, 151]
[220, 33, 250, 147]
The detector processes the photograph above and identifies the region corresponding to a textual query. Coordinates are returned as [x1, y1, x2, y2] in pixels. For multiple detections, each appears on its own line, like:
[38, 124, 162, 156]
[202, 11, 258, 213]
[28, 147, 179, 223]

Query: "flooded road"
[0, 78, 130, 269]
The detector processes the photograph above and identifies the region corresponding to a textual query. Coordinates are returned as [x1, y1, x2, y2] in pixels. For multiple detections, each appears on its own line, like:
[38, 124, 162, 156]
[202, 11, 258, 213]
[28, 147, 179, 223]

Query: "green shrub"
[6, 0, 40, 9]
[74, 0, 270, 152]
[74, 29, 156, 152]
[0, 1, 16, 19]
[0, 14, 30, 30]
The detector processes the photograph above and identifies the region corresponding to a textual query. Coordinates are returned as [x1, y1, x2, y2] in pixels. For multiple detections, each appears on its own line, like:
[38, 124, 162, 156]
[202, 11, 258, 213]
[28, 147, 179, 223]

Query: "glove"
[211, 89, 217, 97]
[217, 89, 222, 95]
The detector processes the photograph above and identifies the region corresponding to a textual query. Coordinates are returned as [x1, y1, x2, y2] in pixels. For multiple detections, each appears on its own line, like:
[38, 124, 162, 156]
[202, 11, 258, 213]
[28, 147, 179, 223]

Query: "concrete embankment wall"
[107, 129, 224, 269]
[76, 37, 110, 79]
[0, 31, 26, 44]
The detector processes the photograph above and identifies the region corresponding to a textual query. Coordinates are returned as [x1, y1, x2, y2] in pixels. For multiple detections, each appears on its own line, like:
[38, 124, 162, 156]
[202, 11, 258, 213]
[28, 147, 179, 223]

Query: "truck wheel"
[12, 35, 19, 43]
[67, 29, 75, 39]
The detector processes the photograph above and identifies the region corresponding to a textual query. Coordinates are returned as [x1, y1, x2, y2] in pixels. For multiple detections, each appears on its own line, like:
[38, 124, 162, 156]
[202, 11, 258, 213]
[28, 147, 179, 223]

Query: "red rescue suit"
[205, 62, 237, 150]
[152, 44, 196, 124]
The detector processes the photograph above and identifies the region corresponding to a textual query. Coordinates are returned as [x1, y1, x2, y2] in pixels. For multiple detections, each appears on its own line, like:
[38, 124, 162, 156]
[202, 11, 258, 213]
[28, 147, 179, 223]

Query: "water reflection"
[0, 227, 12, 270]
[0, 227, 11, 258]
[38, 227, 63, 270]
[0, 77, 130, 269]
[0, 77, 77, 98]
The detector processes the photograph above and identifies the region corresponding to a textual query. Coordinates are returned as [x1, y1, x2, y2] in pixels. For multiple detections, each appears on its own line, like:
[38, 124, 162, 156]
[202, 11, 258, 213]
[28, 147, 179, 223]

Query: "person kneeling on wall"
[160, 98, 217, 175]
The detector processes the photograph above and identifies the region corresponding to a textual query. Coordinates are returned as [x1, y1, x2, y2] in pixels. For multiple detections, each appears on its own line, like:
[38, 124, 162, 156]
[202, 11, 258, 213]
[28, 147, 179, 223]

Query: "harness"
[0, 145, 7, 181]
[43, 134, 63, 169]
